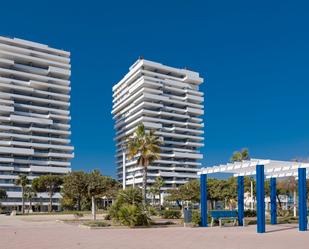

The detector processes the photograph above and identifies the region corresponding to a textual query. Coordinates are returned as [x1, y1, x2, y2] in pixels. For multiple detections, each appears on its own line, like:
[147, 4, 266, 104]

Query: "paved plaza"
[1, 215, 309, 249]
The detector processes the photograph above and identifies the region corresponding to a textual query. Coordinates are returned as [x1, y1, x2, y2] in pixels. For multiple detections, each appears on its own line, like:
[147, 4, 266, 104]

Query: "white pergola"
[198, 158, 309, 233]
[199, 158, 309, 179]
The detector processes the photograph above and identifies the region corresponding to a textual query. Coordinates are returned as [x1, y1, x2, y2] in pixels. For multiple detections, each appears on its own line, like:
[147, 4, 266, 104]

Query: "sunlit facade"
[112, 59, 204, 193]
[0, 36, 73, 210]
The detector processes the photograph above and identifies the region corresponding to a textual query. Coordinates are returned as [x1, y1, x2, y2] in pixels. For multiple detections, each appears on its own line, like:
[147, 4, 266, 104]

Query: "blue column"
[298, 168, 307, 231]
[270, 177, 277, 225]
[256, 165, 265, 233]
[200, 174, 208, 227]
[238, 176, 244, 226]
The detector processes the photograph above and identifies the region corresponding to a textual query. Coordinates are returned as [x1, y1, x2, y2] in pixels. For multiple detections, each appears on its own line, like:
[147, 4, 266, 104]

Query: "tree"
[15, 175, 30, 214]
[87, 170, 117, 220]
[0, 188, 7, 209]
[265, 177, 295, 211]
[0, 188, 7, 199]
[166, 180, 200, 207]
[127, 124, 161, 206]
[62, 171, 88, 211]
[207, 178, 225, 209]
[24, 186, 37, 213]
[32, 175, 63, 212]
[230, 148, 250, 162]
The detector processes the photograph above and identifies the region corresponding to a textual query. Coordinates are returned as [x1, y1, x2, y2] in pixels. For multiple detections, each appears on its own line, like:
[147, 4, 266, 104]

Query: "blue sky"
[1, 0, 309, 177]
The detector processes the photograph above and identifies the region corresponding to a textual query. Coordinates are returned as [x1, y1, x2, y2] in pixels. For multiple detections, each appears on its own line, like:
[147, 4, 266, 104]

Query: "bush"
[244, 209, 256, 217]
[82, 221, 110, 227]
[246, 219, 257, 225]
[161, 210, 181, 219]
[108, 188, 151, 227]
[147, 206, 158, 216]
[73, 212, 84, 219]
[104, 214, 111, 220]
[192, 210, 201, 225]
[117, 204, 150, 227]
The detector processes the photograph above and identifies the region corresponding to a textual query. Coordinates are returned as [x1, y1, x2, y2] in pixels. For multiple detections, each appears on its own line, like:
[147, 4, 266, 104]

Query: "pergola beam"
[199, 158, 309, 179]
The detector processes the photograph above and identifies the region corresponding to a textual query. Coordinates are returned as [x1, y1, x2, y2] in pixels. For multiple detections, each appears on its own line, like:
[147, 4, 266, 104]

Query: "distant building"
[112, 59, 204, 193]
[0, 36, 74, 211]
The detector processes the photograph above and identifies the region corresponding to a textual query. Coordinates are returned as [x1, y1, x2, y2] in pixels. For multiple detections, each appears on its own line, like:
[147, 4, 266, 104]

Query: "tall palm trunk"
[91, 196, 96, 220]
[142, 166, 148, 207]
[21, 187, 25, 214]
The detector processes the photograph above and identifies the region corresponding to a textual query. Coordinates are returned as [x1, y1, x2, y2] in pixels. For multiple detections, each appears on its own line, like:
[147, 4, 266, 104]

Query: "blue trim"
[237, 176, 244, 226]
[298, 168, 307, 231]
[200, 174, 208, 227]
[270, 178, 277, 225]
[256, 165, 265, 233]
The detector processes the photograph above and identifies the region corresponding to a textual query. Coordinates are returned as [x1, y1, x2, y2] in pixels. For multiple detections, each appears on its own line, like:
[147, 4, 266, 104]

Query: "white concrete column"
[251, 180, 254, 210]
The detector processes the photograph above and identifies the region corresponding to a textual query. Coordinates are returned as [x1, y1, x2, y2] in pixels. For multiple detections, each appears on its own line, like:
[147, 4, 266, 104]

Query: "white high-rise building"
[0, 36, 73, 211]
[112, 59, 204, 192]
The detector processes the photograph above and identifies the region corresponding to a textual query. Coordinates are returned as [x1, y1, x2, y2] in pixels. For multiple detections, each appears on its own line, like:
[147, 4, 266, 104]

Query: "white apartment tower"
[0, 36, 73, 210]
[112, 59, 204, 192]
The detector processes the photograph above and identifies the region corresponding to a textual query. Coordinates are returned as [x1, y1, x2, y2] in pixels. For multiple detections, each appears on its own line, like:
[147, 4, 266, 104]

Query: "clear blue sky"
[1, 0, 309, 177]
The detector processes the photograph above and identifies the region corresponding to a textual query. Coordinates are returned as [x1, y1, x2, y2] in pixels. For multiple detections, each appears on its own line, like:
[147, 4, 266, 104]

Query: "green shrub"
[117, 204, 150, 227]
[147, 206, 158, 216]
[73, 212, 84, 219]
[104, 213, 111, 220]
[117, 188, 143, 205]
[161, 210, 181, 219]
[244, 209, 256, 217]
[82, 221, 110, 227]
[108, 187, 151, 227]
[192, 210, 201, 225]
[108, 199, 122, 221]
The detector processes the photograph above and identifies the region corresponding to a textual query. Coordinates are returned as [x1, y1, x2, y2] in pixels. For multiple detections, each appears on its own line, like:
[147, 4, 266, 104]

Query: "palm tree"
[24, 186, 37, 213]
[15, 175, 30, 214]
[230, 148, 250, 162]
[127, 124, 161, 206]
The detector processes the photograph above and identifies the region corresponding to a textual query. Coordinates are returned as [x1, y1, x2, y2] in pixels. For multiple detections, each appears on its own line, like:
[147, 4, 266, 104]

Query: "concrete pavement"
[1, 215, 308, 249]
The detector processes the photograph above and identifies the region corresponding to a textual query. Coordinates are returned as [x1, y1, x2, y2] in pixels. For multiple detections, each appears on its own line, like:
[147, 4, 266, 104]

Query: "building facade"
[0, 36, 73, 211]
[112, 59, 204, 194]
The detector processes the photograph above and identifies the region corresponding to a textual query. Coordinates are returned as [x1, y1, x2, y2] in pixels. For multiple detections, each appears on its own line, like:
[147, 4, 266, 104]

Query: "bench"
[210, 210, 237, 227]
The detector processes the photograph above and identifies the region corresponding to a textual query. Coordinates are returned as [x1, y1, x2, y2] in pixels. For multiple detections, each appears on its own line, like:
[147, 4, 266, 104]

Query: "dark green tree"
[87, 170, 118, 220]
[32, 175, 63, 212]
[62, 171, 88, 211]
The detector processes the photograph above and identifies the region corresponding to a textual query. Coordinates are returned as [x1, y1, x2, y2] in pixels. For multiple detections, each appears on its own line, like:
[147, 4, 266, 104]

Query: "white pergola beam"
[199, 158, 309, 179]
